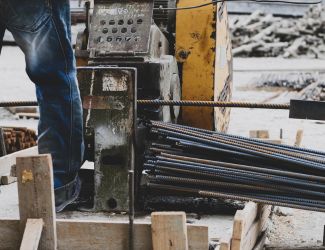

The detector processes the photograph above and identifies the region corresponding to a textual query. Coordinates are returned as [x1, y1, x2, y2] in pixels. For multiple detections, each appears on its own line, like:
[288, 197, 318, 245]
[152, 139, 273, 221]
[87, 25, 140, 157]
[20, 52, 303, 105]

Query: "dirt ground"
[1, 46, 325, 248]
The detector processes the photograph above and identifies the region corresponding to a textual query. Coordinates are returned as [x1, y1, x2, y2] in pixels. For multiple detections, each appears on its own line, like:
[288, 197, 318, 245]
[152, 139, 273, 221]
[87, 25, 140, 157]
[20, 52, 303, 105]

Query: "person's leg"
[0, 0, 84, 211]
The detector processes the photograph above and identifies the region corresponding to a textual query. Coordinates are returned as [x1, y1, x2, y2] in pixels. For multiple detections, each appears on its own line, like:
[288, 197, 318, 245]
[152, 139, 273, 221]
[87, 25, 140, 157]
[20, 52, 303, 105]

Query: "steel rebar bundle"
[142, 121, 325, 212]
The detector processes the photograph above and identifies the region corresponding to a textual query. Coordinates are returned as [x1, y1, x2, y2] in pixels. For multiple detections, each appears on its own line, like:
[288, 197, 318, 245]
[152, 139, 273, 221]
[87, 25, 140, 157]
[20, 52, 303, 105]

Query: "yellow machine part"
[176, 0, 233, 132]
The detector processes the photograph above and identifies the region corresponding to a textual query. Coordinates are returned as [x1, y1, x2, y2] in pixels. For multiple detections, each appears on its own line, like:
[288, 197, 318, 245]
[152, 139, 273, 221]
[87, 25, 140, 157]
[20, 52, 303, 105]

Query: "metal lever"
[289, 100, 325, 121]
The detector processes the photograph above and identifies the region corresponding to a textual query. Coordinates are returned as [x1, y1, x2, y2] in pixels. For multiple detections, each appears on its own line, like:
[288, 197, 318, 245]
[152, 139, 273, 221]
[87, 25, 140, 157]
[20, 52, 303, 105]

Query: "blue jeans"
[0, 0, 84, 192]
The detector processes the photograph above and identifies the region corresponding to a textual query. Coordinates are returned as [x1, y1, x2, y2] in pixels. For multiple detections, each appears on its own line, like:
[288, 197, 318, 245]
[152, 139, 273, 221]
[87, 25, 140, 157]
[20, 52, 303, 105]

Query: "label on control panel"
[102, 73, 128, 92]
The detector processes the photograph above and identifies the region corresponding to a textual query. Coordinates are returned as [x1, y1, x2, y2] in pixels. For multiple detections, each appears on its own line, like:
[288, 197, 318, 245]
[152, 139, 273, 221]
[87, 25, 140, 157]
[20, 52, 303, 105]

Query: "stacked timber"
[252, 72, 325, 101]
[231, 6, 325, 58]
[1, 127, 37, 154]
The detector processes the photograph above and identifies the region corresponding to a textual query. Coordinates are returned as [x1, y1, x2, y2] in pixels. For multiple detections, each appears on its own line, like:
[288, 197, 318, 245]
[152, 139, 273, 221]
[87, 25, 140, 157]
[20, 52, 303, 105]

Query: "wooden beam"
[294, 129, 304, 147]
[187, 224, 208, 250]
[20, 219, 44, 250]
[232, 202, 259, 241]
[232, 205, 271, 250]
[249, 130, 269, 139]
[220, 234, 232, 250]
[259, 139, 282, 145]
[16, 154, 57, 250]
[1, 175, 17, 185]
[0, 128, 7, 157]
[0, 219, 20, 250]
[266, 246, 325, 250]
[0, 146, 38, 176]
[252, 230, 267, 250]
[151, 212, 189, 250]
[0, 219, 208, 250]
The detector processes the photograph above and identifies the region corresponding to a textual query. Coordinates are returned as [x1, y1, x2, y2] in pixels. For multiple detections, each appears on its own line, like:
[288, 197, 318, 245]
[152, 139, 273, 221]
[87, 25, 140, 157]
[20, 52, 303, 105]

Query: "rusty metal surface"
[89, 0, 154, 57]
[78, 66, 136, 212]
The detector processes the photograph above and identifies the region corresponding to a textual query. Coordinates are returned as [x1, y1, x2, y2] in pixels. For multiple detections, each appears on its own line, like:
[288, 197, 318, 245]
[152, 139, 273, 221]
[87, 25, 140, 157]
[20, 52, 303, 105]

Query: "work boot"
[54, 175, 81, 213]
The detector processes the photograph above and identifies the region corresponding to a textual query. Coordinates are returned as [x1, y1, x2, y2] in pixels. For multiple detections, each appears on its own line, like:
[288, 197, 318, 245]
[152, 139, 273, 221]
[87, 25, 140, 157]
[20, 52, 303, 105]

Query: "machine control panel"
[89, 0, 154, 57]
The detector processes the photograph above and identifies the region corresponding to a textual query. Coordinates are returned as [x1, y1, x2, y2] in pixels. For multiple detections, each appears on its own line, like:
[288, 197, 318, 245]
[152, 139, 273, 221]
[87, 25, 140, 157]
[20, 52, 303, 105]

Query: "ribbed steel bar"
[148, 174, 325, 200]
[151, 121, 325, 165]
[154, 127, 325, 173]
[146, 183, 325, 213]
[149, 164, 325, 199]
[154, 159, 325, 191]
[168, 138, 323, 173]
[144, 121, 325, 212]
[0, 100, 290, 110]
[153, 121, 325, 157]
[138, 100, 290, 109]
[0, 101, 39, 107]
[159, 152, 325, 182]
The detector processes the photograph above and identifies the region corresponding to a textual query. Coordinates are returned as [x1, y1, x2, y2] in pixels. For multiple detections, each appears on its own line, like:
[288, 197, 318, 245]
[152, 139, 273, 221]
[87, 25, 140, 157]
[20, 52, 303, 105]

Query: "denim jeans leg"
[0, 24, 5, 54]
[0, 0, 84, 192]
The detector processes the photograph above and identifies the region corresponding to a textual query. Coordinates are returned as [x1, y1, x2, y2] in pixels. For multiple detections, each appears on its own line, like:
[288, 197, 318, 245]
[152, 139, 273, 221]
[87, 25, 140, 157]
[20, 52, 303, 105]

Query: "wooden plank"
[0, 175, 17, 185]
[20, 219, 44, 250]
[249, 130, 269, 139]
[151, 212, 188, 250]
[232, 202, 259, 240]
[0, 128, 7, 157]
[57, 220, 153, 250]
[232, 205, 271, 250]
[266, 246, 325, 250]
[220, 234, 232, 250]
[0, 219, 20, 250]
[214, 1, 233, 132]
[294, 129, 304, 147]
[16, 154, 57, 250]
[0, 146, 38, 176]
[258, 139, 282, 145]
[252, 230, 267, 250]
[187, 225, 208, 250]
[0, 219, 208, 250]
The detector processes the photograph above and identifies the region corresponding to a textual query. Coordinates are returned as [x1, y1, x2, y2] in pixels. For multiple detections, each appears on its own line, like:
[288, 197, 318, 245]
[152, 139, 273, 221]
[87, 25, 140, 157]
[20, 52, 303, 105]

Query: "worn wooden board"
[0, 175, 17, 185]
[232, 202, 259, 241]
[0, 147, 38, 177]
[0, 128, 7, 157]
[294, 129, 304, 147]
[220, 233, 232, 250]
[152, 212, 188, 250]
[16, 155, 57, 250]
[214, 1, 233, 132]
[249, 130, 269, 139]
[187, 225, 208, 250]
[232, 205, 271, 250]
[252, 230, 267, 250]
[0, 219, 209, 250]
[0, 219, 20, 250]
[20, 219, 44, 250]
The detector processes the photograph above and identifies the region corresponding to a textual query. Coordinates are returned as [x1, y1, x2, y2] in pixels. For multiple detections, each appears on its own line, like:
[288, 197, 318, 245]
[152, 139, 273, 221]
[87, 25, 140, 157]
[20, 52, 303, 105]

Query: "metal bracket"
[78, 66, 137, 212]
[289, 100, 325, 121]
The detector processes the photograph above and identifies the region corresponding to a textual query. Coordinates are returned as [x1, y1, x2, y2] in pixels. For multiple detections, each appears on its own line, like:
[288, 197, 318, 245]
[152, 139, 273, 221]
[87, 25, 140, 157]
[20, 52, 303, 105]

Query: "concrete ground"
[1, 46, 325, 248]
